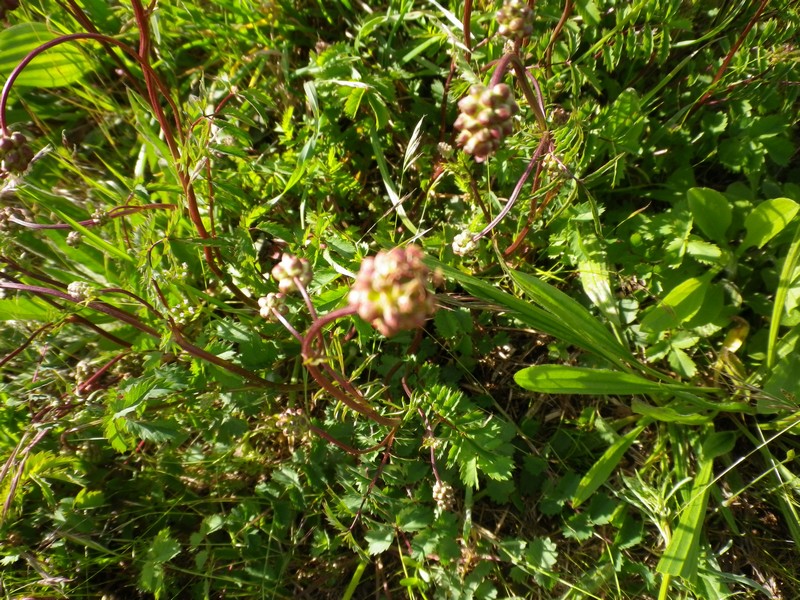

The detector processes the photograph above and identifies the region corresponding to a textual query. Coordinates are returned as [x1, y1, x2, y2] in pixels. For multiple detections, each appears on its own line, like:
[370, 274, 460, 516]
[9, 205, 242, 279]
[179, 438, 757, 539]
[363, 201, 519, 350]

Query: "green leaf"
[657, 440, 714, 581]
[631, 399, 711, 424]
[640, 275, 710, 333]
[515, 365, 674, 395]
[74, 488, 105, 510]
[572, 423, 648, 507]
[0, 297, 55, 321]
[126, 419, 183, 445]
[574, 231, 622, 334]
[767, 219, 800, 369]
[0, 23, 93, 88]
[508, 269, 635, 369]
[668, 347, 697, 379]
[147, 528, 181, 563]
[365, 524, 394, 555]
[687, 188, 731, 245]
[740, 197, 799, 252]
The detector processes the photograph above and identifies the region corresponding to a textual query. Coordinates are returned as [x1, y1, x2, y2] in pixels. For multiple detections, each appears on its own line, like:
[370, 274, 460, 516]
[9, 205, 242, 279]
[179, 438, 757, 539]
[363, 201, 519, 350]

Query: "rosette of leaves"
[496, 0, 533, 40]
[0, 132, 34, 175]
[454, 83, 519, 162]
[348, 245, 437, 337]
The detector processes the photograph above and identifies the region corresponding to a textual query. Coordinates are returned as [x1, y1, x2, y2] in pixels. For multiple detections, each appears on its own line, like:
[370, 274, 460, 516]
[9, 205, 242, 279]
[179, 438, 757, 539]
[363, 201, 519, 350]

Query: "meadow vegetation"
[0, 1, 799, 598]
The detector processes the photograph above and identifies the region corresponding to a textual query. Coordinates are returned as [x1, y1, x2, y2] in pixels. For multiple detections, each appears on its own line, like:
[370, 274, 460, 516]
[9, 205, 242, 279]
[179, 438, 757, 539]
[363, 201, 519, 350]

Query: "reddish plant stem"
[0, 266, 131, 347]
[0, 282, 160, 337]
[417, 407, 441, 483]
[66, 315, 132, 347]
[307, 422, 398, 457]
[544, 0, 573, 73]
[473, 131, 551, 242]
[0, 323, 53, 369]
[503, 161, 548, 257]
[463, 0, 473, 58]
[56, 0, 146, 96]
[0, 281, 298, 391]
[1, 428, 50, 522]
[271, 308, 303, 342]
[302, 307, 400, 426]
[697, 0, 769, 107]
[75, 353, 126, 395]
[350, 430, 397, 529]
[0, 33, 179, 136]
[438, 61, 458, 143]
[7, 203, 175, 230]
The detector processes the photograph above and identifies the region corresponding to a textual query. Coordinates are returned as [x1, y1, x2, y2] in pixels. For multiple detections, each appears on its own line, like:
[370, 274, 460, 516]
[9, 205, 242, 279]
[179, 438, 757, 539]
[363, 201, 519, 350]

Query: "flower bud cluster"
[452, 231, 478, 256]
[0, 132, 34, 176]
[348, 245, 437, 337]
[276, 407, 306, 441]
[66, 231, 82, 247]
[258, 292, 287, 320]
[271, 253, 312, 293]
[454, 84, 519, 162]
[496, 0, 534, 40]
[432, 480, 455, 512]
[67, 281, 93, 301]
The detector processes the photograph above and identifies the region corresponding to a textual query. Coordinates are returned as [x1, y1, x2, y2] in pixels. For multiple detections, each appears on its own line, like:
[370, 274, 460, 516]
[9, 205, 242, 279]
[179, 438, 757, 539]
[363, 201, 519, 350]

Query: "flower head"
[348, 245, 437, 337]
[258, 292, 287, 320]
[271, 253, 312, 293]
[454, 83, 519, 162]
[0, 131, 34, 176]
[496, 0, 534, 41]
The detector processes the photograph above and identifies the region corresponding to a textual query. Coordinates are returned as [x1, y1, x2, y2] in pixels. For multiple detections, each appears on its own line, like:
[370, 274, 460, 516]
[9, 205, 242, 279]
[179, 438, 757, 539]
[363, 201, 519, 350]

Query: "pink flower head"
[348, 245, 437, 337]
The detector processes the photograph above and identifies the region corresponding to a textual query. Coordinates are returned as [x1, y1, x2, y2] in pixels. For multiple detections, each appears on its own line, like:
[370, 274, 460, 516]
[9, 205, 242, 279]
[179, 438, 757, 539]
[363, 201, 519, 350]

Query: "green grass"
[0, 0, 799, 598]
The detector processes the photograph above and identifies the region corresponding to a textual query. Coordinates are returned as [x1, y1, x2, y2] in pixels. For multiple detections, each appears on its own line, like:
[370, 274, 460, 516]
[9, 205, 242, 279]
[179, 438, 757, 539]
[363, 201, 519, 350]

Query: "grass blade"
[572, 422, 649, 507]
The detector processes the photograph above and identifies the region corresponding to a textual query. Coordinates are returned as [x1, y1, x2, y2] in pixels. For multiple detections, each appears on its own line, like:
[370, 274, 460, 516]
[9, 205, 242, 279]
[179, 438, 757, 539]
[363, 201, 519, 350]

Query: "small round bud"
[432, 481, 455, 512]
[453, 83, 519, 162]
[91, 209, 109, 225]
[66, 231, 82, 247]
[258, 292, 287, 320]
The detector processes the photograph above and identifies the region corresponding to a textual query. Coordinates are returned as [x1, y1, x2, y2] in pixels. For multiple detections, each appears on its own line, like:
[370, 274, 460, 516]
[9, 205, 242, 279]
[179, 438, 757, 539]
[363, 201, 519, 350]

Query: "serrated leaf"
[74, 488, 105, 510]
[365, 524, 394, 555]
[147, 528, 181, 563]
[126, 419, 183, 444]
[668, 347, 697, 379]
[525, 537, 558, 570]
[740, 198, 799, 252]
[687, 188, 731, 245]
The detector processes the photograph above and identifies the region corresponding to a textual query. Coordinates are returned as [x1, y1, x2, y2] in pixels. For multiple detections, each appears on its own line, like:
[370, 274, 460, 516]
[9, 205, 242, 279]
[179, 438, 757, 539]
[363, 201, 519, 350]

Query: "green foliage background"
[0, 0, 799, 598]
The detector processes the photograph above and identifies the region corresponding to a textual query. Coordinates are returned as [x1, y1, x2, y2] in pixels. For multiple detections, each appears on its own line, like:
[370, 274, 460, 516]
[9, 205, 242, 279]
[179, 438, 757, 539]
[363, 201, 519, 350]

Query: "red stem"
[302, 307, 400, 426]
[696, 0, 769, 107]
[472, 131, 551, 241]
